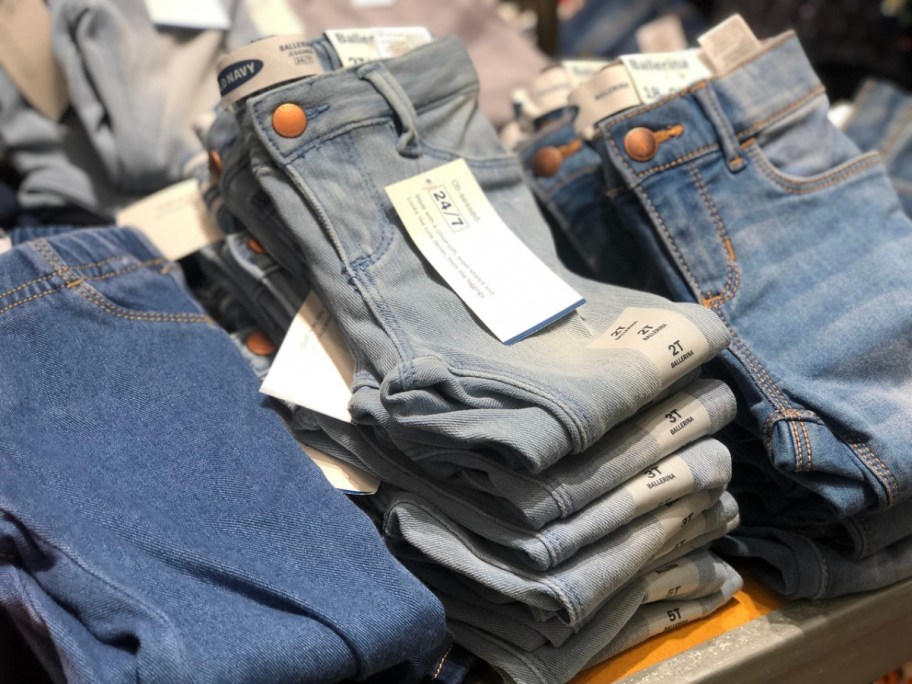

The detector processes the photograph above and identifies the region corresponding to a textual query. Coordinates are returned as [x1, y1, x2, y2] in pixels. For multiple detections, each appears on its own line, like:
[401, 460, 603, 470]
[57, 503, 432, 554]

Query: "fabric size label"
[216, 34, 323, 106]
[588, 307, 710, 386]
[655, 490, 713, 540]
[639, 600, 705, 635]
[261, 292, 355, 423]
[621, 454, 697, 518]
[634, 391, 713, 454]
[569, 63, 641, 139]
[385, 159, 585, 344]
[642, 557, 702, 603]
[117, 180, 223, 260]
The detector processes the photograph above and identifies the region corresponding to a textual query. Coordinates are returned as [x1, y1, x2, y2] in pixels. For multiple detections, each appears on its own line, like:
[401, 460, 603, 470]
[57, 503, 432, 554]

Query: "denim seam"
[0, 254, 135, 304]
[745, 145, 882, 194]
[846, 440, 898, 504]
[761, 409, 816, 471]
[432, 643, 453, 680]
[688, 164, 739, 304]
[735, 85, 827, 140]
[806, 535, 829, 600]
[0, 286, 64, 318]
[636, 144, 721, 180]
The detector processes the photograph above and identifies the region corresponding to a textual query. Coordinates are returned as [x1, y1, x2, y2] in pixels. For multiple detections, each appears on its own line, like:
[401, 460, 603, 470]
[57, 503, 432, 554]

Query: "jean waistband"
[240, 35, 479, 156]
[0, 227, 164, 315]
[596, 32, 825, 191]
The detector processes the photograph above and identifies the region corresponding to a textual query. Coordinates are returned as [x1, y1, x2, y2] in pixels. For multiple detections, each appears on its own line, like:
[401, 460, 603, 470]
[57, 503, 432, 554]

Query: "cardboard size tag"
[588, 307, 711, 386]
[633, 390, 713, 454]
[697, 14, 761, 74]
[0, 0, 69, 121]
[385, 159, 585, 344]
[216, 34, 323, 106]
[642, 557, 702, 603]
[117, 180, 223, 260]
[260, 292, 355, 423]
[621, 454, 697, 518]
[244, 0, 306, 37]
[568, 63, 641, 139]
[302, 444, 379, 495]
[144, 0, 231, 30]
[325, 27, 431, 67]
[619, 49, 711, 103]
[636, 14, 688, 54]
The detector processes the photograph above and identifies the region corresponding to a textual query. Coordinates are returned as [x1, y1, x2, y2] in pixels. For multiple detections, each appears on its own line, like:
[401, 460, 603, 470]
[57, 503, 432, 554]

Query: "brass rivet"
[531, 146, 564, 177]
[624, 127, 658, 162]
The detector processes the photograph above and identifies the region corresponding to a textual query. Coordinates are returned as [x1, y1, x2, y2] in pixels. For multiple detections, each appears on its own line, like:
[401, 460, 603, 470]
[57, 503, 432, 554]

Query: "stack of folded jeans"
[513, 22, 912, 600]
[200, 32, 744, 682]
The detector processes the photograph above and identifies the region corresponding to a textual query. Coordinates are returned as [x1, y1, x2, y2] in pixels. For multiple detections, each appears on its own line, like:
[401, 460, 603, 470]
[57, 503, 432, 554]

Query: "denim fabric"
[294, 409, 731, 570]
[594, 33, 912, 522]
[0, 227, 447, 683]
[380, 487, 735, 626]
[225, 35, 731, 474]
[843, 79, 912, 216]
[716, 527, 912, 599]
[447, 558, 741, 684]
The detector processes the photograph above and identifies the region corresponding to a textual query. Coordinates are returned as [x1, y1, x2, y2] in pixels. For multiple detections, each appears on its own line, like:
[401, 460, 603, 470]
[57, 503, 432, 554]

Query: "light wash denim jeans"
[222, 35, 731, 473]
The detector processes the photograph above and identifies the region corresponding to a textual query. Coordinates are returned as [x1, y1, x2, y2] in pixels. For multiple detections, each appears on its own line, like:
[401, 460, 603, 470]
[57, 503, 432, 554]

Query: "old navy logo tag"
[218, 59, 264, 97]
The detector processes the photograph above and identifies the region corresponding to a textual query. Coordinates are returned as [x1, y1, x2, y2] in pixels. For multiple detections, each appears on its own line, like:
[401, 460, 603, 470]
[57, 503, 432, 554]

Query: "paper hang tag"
[244, 0, 306, 37]
[642, 557, 702, 603]
[385, 159, 585, 345]
[697, 14, 762, 74]
[636, 14, 689, 54]
[568, 64, 642, 140]
[216, 34, 323, 106]
[639, 600, 706, 636]
[588, 307, 711, 386]
[116, 180, 223, 260]
[633, 390, 713, 454]
[562, 60, 611, 86]
[325, 27, 431, 67]
[621, 454, 697, 518]
[0, 0, 69, 121]
[619, 50, 712, 104]
[260, 292, 355, 423]
[302, 444, 380, 495]
[144, 0, 231, 31]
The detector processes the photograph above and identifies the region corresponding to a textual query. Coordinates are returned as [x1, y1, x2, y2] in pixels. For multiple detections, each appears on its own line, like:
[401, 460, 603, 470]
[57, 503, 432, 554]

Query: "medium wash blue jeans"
[0, 227, 448, 682]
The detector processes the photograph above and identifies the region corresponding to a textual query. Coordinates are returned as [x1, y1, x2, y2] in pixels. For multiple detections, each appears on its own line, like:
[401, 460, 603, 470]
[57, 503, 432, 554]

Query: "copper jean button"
[624, 127, 658, 162]
[272, 103, 307, 137]
[531, 146, 564, 177]
[246, 330, 276, 356]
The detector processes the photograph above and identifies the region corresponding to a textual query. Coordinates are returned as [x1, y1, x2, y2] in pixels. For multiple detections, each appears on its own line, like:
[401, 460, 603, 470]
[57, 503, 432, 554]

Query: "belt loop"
[357, 64, 421, 158]
[693, 85, 745, 173]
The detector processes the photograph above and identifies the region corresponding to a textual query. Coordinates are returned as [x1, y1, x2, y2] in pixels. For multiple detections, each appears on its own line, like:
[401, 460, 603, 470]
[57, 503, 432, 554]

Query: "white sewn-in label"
[588, 307, 711, 386]
[260, 292, 355, 423]
[562, 60, 611, 86]
[117, 180, 223, 260]
[0, 0, 69, 121]
[568, 63, 642, 139]
[622, 454, 697, 518]
[655, 490, 713, 539]
[636, 14, 688, 54]
[634, 391, 713, 454]
[144, 0, 231, 30]
[216, 34, 323, 106]
[385, 159, 585, 344]
[655, 505, 712, 559]
[529, 66, 574, 114]
[326, 27, 431, 67]
[620, 50, 711, 103]
[639, 600, 706, 635]
[697, 14, 761, 74]
[245, 0, 306, 37]
[302, 444, 379, 494]
[642, 557, 702, 603]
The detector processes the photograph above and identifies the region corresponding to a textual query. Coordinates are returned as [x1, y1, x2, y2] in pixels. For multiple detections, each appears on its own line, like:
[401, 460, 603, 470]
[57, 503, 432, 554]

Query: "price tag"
[588, 307, 711, 386]
[385, 159, 584, 344]
[302, 444, 379, 494]
[144, 0, 231, 30]
[697, 14, 762, 74]
[326, 27, 431, 67]
[621, 454, 697, 518]
[260, 292, 355, 423]
[642, 557, 702, 603]
[633, 390, 713, 453]
[620, 50, 711, 103]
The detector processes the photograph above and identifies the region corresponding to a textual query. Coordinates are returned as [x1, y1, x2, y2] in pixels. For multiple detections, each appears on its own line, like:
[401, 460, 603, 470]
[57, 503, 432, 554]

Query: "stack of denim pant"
[201, 33, 744, 683]
[515, 28, 912, 600]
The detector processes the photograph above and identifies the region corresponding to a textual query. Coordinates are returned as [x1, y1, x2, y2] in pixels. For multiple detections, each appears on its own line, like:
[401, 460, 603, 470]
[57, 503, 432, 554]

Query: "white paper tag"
[828, 101, 855, 130]
[634, 391, 713, 454]
[216, 34, 323, 106]
[562, 60, 611, 86]
[302, 444, 379, 494]
[0, 231, 11, 255]
[697, 14, 761, 74]
[588, 307, 710, 386]
[529, 66, 575, 114]
[0, 0, 69, 121]
[568, 63, 642, 139]
[642, 558, 702, 603]
[620, 50, 712, 103]
[144, 0, 231, 30]
[245, 0, 306, 37]
[385, 159, 585, 344]
[260, 292, 355, 423]
[117, 180, 223, 260]
[622, 454, 697, 518]
[639, 600, 706, 635]
[655, 490, 712, 539]
[373, 27, 432, 58]
[326, 27, 431, 67]
[636, 14, 688, 54]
